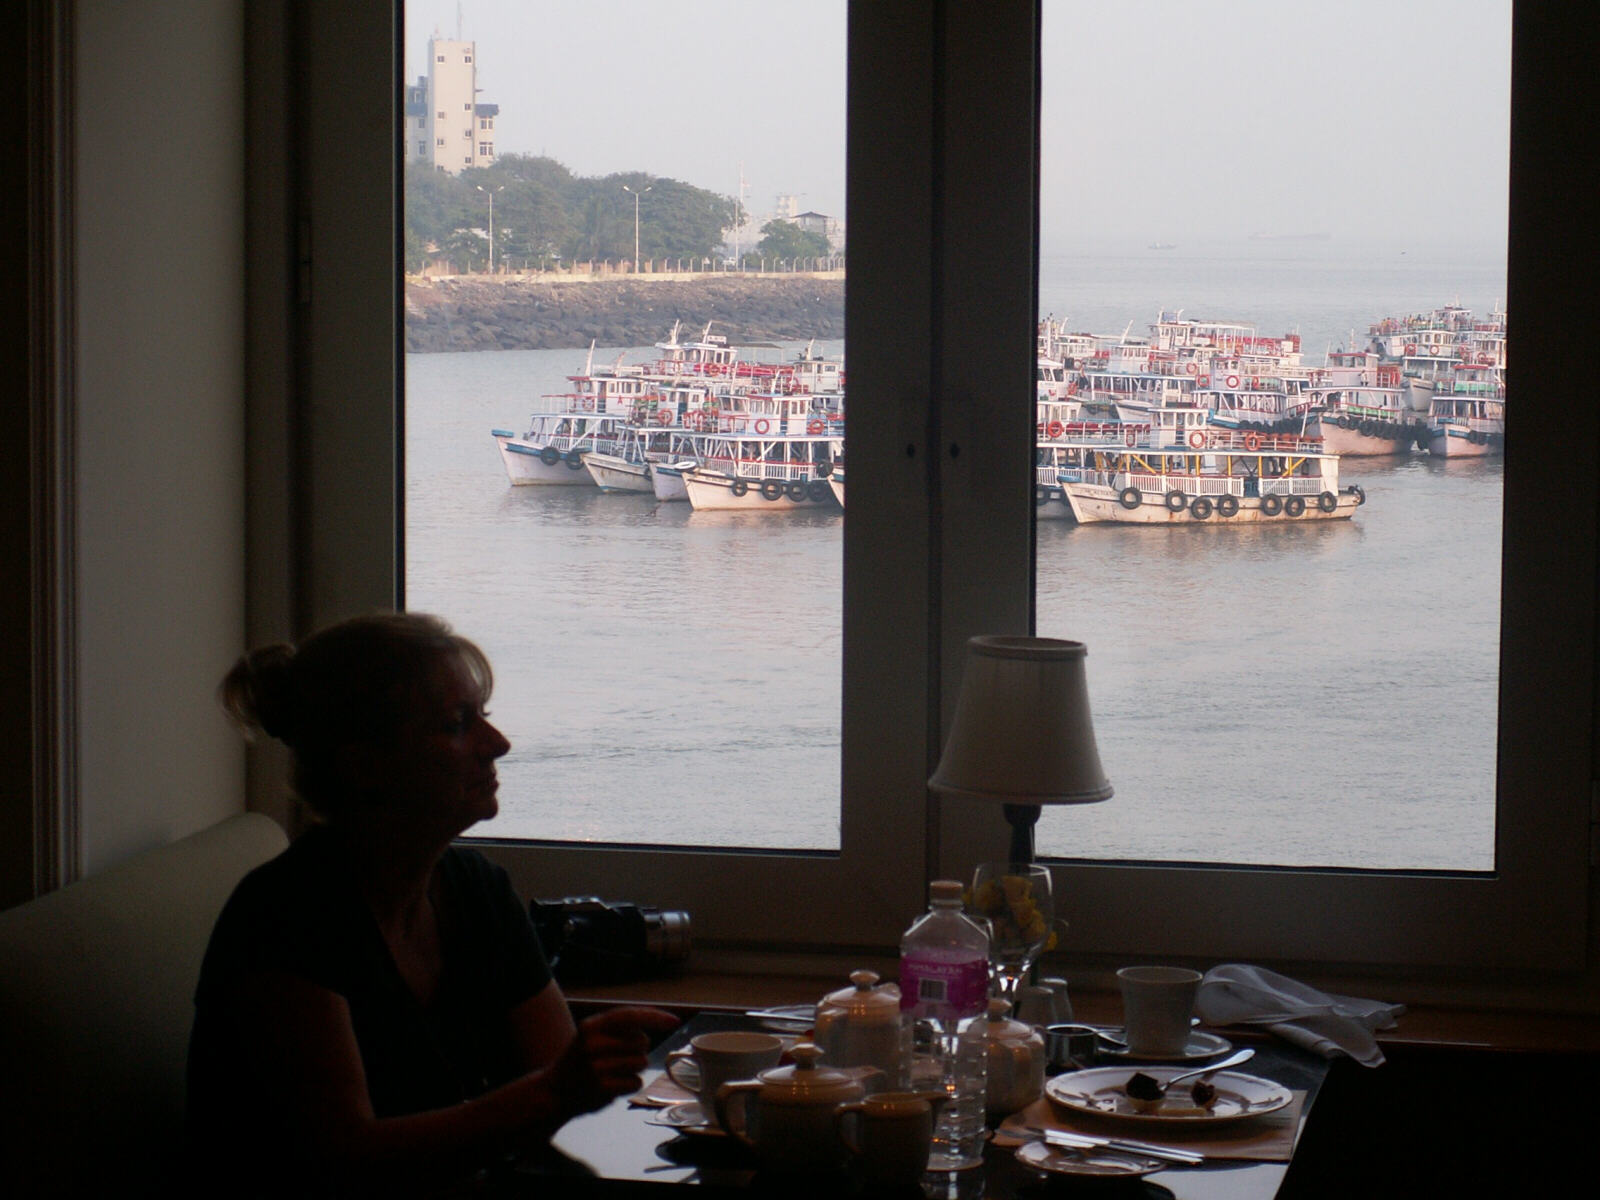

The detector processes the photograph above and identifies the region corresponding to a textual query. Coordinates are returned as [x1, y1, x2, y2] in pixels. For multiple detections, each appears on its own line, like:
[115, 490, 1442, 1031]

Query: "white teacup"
[1117, 965, 1202, 1057]
[665, 1030, 784, 1111]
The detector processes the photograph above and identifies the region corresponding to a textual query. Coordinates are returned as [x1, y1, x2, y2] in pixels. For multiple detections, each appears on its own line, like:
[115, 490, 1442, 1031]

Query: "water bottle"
[898, 879, 991, 1170]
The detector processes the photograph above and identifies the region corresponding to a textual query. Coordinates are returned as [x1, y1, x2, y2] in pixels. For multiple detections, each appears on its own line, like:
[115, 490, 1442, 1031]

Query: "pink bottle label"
[899, 954, 990, 1018]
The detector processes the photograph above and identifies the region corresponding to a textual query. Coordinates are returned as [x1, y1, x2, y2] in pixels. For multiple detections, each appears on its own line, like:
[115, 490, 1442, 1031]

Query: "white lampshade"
[928, 636, 1112, 806]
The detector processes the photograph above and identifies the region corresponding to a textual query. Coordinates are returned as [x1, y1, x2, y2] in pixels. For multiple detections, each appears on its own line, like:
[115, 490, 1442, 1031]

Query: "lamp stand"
[1002, 802, 1041, 866]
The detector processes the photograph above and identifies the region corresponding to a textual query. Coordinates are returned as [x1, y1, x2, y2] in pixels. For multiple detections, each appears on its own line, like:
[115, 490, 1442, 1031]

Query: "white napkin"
[1195, 963, 1403, 1067]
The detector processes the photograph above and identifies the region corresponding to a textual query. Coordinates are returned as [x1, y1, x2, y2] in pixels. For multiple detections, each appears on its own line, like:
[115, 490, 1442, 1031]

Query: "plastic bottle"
[898, 879, 991, 1170]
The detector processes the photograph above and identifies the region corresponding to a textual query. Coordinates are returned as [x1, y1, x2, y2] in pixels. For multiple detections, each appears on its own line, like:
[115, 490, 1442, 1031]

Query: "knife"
[1026, 1126, 1204, 1166]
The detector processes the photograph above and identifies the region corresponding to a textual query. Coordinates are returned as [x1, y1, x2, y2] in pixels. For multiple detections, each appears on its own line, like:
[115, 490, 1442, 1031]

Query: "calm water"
[406, 241, 1505, 871]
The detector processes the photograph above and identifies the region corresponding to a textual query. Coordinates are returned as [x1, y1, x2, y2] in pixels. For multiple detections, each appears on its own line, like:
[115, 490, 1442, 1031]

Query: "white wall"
[73, 0, 248, 872]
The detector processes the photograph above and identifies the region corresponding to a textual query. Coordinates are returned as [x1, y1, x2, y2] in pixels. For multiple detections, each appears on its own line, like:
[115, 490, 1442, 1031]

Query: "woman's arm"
[220, 971, 676, 1187]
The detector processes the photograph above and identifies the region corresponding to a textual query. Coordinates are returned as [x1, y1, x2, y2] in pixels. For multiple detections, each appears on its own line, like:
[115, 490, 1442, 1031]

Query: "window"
[478, 142, 492, 156]
[298, 2, 1591, 984]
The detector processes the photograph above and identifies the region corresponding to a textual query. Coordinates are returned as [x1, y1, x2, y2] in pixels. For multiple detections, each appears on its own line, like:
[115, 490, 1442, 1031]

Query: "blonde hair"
[219, 612, 492, 815]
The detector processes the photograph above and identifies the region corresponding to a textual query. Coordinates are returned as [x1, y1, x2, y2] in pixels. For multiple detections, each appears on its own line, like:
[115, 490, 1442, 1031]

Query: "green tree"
[757, 219, 829, 260]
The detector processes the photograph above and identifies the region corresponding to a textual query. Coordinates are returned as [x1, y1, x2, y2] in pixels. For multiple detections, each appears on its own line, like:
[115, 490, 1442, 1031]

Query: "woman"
[186, 613, 678, 1194]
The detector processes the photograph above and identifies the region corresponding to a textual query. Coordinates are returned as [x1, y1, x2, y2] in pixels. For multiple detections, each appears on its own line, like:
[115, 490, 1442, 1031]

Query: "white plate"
[1015, 1139, 1165, 1180]
[1101, 1031, 1233, 1062]
[643, 1100, 728, 1137]
[1045, 1067, 1293, 1127]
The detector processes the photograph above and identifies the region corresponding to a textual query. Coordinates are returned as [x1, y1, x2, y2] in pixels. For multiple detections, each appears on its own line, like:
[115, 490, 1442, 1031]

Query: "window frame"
[277, 1, 1594, 982]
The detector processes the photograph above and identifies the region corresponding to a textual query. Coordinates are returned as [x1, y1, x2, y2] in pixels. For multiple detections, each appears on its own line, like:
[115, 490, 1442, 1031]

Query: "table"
[508, 1013, 1330, 1198]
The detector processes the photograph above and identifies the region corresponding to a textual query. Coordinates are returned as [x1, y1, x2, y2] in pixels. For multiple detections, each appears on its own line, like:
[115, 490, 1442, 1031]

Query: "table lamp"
[928, 635, 1112, 864]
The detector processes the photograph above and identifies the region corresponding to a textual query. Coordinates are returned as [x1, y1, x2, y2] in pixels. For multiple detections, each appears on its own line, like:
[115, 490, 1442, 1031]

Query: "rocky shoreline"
[404, 275, 844, 352]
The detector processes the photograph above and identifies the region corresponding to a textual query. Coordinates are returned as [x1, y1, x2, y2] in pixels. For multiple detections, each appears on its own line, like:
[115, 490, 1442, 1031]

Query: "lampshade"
[928, 635, 1112, 806]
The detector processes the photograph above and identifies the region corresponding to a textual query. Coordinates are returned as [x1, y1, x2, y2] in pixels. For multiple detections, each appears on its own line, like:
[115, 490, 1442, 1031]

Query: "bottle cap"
[930, 880, 964, 902]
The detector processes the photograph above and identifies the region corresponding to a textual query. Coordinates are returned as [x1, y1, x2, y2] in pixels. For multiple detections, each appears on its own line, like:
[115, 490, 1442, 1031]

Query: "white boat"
[1061, 426, 1364, 525]
[1426, 393, 1505, 457]
[828, 465, 845, 509]
[582, 428, 705, 493]
[1295, 355, 1421, 455]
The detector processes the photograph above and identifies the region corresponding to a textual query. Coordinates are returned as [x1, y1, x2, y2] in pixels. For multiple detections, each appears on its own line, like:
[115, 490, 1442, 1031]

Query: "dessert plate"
[1015, 1138, 1165, 1180]
[1045, 1066, 1292, 1127]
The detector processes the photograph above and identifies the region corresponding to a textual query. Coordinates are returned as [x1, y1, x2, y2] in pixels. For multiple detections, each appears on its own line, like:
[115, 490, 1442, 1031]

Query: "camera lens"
[644, 909, 692, 964]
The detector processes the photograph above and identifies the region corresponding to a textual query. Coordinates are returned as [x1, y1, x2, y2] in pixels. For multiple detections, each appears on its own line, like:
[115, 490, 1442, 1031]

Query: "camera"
[529, 896, 692, 984]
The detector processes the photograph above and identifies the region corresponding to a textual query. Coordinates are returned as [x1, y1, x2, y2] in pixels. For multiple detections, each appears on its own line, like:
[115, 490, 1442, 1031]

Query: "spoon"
[1128, 1047, 1255, 1100]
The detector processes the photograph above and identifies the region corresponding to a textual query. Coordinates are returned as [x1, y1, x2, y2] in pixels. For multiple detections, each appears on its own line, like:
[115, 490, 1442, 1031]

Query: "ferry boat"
[1295, 353, 1423, 455]
[1061, 425, 1364, 525]
[679, 388, 843, 511]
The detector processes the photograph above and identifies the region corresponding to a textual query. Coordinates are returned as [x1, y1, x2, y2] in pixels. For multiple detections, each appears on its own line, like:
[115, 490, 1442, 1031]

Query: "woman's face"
[374, 651, 511, 836]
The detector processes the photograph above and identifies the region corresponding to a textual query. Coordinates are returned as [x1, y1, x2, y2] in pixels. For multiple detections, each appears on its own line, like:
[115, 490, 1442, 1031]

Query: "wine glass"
[969, 862, 1054, 1004]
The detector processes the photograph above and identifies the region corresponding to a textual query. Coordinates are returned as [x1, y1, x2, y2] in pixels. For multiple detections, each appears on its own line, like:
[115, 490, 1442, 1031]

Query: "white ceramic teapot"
[714, 1043, 880, 1171]
[812, 968, 907, 1090]
[978, 997, 1046, 1118]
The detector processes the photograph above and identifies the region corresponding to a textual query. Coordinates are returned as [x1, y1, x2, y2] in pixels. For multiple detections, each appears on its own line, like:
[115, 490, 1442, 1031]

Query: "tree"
[757, 219, 829, 260]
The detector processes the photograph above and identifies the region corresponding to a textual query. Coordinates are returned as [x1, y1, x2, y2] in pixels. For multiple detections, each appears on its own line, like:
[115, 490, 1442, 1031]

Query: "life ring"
[1404, 343, 1417, 355]
[807, 419, 825, 435]
[1165, 490, 1187, 513]
[1197, 375, 1210, 387]
[1124, 429, 1138, 448]
[1048, 420, 1065, 438]
[1185, 361, 1198, 375]
[539, 445, 561, 466]
[1285, 495, 1306, 517]
[785, 480, 808, 501]
[1225, 374, 1241, 389]
[760, 479, 783, 501]
[754, 418, 771, 434]
[729, 478, 749, 497]
[1188, 430, 1206, 449]
[1118, 486, 1142, 510]
[1318, 491, 1338, 513]
[1260, 494, 1283, 516]
[1217, 494, 1240, 518]
[656, 408, 673, 425]
[1035, 421, 1045, 437]
[1242, 432, 1262, 451]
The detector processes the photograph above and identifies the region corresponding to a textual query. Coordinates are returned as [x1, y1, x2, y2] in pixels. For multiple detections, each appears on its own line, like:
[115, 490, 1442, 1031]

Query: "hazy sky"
[406, 0, 1510, 245]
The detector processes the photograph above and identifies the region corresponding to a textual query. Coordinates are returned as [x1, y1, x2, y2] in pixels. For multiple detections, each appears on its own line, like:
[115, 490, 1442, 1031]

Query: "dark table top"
[512, 1013, 1330, 1199]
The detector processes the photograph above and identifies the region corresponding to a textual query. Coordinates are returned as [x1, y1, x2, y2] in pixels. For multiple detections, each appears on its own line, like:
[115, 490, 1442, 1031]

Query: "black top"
[186, 825, 552, 1157]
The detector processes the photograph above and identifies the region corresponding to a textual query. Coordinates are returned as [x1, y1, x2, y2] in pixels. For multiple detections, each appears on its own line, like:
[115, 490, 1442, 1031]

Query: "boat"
[1060, 424, 1364, 525]
[1295, 353, 1422, 455]
[1426, 390, 1505, 457]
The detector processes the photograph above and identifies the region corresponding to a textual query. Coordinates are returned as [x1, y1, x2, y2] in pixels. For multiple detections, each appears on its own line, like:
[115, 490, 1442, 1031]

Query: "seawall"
[405, 274, 844, 352]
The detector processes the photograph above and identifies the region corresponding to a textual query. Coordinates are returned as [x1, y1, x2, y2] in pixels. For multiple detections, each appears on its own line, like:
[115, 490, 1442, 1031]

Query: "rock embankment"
[405, 275, 844, 352]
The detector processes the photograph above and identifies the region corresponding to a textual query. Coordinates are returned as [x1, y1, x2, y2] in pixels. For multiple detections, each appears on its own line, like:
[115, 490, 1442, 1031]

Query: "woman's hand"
[551, 1006, 680, 1116]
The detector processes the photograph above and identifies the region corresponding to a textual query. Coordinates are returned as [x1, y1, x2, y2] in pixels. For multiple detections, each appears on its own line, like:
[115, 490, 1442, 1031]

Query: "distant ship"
[1147, 242, 1176, 250]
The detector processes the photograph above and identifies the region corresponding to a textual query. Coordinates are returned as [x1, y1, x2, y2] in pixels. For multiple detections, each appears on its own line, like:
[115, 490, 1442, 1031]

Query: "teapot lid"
[753, 1043, 869, 1104]
[984, 997, 1040, 1042]
[818, 969, 901, 1021]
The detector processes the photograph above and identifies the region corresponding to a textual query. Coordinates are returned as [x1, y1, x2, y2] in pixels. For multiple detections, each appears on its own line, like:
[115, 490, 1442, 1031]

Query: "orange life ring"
[1243, 431, 1263, 451]
[1404, 343, 1417, 355]
[1047, 420, 1064, 438]
[1225, 375, 1241, 389]
[1197, 375, 1210, 387]
[656, 408, 673, 425]
[1124, 428, 1138, 447]
[1185, 361, 1198, 375]
[754, 418, 771, 434]
[807, 419, 824, 435]
[1188, 430, 1206, 449]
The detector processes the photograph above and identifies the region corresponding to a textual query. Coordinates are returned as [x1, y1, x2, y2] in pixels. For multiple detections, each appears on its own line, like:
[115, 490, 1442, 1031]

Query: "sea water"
[406, 238, 1506, 872]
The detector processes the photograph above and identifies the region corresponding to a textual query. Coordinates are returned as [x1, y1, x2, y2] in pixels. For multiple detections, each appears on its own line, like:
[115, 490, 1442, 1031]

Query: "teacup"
[1117, 965, 1202, 1057]
[665, 1030, 784, 1112]
[835, 1090, 947, 1187]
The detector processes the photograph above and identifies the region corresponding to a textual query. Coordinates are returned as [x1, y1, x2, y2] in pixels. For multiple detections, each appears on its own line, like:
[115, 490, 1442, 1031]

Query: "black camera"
[529, 896, 692, 984]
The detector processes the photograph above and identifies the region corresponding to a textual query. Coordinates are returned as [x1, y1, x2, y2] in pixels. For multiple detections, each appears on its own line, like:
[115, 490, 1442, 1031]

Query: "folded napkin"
[1196, 964, 1403, 1067]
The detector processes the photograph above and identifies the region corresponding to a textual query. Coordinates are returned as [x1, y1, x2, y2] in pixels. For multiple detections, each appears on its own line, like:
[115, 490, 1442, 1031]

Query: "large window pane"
[1033, 0, 1510, 871]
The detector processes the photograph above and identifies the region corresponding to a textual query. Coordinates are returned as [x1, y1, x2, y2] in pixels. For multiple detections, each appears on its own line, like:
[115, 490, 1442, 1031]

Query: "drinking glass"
[969, 863, 1055, 1003]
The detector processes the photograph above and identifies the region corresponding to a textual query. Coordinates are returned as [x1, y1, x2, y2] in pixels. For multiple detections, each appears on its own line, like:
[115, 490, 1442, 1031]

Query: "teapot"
[813, 968, 908, 1090]
[714, 1043, 880, 1172]
[978, 997, 1046, 1118]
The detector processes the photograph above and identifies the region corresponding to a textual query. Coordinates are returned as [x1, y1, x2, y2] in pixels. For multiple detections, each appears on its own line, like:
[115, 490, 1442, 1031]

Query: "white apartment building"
[404, 37, 497, 174]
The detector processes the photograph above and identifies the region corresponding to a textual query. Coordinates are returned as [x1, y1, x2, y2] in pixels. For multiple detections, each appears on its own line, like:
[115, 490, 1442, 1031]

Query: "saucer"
[1015, 1139, 1165, 1180]
[643, 1101, 727, 1137]
[1101, 1031, 1232, 1062]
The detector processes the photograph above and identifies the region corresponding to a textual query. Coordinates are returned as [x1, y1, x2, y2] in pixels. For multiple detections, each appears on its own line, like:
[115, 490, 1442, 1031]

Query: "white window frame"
[274, 2, 1593, 986]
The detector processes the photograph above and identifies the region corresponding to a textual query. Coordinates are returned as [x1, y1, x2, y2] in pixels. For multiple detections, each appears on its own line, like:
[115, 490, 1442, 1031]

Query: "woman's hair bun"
[219, 642, 299, 744]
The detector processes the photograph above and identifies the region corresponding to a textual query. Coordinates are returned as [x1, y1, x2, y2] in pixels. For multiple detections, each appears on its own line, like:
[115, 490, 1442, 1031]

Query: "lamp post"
[476, 183, 504, 274]
[622, 183, 652, 273]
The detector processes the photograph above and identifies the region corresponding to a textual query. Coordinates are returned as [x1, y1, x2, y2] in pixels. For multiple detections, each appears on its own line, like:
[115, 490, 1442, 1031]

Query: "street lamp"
[476, 183, 504, 274]
[622, 183, 652, 273]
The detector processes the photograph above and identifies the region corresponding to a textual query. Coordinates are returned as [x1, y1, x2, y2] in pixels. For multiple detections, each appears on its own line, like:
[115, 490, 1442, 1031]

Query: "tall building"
[404, 36, 498, 174]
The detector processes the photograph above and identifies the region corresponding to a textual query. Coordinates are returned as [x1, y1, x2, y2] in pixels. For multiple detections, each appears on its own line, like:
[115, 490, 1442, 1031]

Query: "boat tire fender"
[1261, 494, 1284, 517]
[817, 460, 834, 478]
[761, 480, 784, 501]
[1318, 491, 1338, 513]
[564, 448, 585, 468]
[1164, 490, 1187, 513]
[1217, 494, 1240, 518]
[730, 479, 749, 497]
[1118, 487, 1142, 510]
[786, 480, 808, 501]
[1035, 485, 1050, 507]
[1285, 495, 1307, 517]
[1189, 496, 1213, 520]
[539, 446, 561, 466]
[807, 480, 831, 502]
[1347, 484, 1366, 506]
